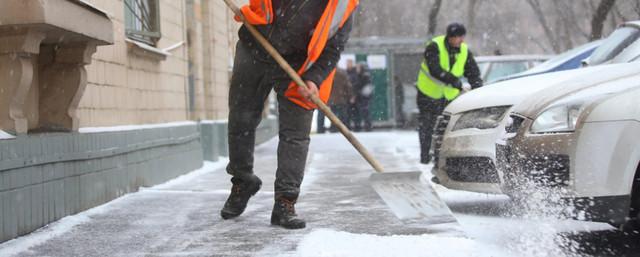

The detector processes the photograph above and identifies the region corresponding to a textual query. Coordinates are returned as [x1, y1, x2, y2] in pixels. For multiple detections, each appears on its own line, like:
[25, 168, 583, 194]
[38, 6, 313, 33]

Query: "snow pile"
[0, 129, 15, 139]
[294, 229, 510, 257]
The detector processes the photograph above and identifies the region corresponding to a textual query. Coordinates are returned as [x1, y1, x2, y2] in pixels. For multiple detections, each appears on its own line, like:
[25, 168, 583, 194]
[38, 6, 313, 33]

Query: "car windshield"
[525, 40, 601, 74]
[588, 26, 640, 65]
[610, 38, 640, 64]
[477, 62, 490, 74]
[485, 61, 529, 83]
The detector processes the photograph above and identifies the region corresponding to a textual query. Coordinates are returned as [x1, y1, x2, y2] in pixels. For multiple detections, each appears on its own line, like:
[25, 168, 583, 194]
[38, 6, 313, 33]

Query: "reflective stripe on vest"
[238, 0, 359, 110]
[416, 35, 468, 101]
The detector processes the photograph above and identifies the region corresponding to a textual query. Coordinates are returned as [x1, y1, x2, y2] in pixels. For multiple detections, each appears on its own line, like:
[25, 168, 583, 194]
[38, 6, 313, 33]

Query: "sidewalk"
[0, 132, 461, 257]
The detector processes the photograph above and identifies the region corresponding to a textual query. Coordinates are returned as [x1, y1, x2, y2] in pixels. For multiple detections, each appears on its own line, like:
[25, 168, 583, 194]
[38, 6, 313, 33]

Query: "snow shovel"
[223, 0, 457, 225]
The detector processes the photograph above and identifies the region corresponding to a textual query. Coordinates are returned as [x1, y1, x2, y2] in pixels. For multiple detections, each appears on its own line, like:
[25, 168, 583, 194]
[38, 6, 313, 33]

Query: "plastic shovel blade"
[369, 171, 457, 225]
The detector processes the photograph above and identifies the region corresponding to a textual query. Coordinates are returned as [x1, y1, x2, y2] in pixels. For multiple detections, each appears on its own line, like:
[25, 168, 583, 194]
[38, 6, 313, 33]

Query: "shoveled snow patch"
[293, 229, 510, 257]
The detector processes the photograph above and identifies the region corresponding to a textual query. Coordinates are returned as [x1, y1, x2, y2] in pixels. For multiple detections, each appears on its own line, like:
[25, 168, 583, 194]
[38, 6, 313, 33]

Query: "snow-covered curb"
[0, 161, 226, 257]
[200, 119, 228, 125]
[78, 121, 198, 133]
[0, 130, 15, 140]
[150, 159, 227, 190]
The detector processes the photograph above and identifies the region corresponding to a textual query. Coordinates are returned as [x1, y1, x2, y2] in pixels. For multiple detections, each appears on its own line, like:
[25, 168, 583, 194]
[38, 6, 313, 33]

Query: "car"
[405, 55, 549, 128]
[473, 55, 550, 84]
[583, 21, 640, 66]
[496, 40, 602, 82]
[431, 21, 640, 195]
[495, 62, 640, 226]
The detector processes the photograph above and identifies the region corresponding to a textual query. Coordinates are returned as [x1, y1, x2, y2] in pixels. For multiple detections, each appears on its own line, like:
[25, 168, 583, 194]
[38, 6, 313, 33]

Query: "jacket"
[423, 39, 483, 89]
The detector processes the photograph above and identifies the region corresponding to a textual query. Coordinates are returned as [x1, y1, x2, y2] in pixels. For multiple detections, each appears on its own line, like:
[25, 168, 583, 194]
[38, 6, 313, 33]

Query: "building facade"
[0, 0, 276, 243]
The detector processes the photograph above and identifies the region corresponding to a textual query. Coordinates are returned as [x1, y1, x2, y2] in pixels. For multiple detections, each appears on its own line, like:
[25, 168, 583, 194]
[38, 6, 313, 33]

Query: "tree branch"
[590, 0, 617, 40]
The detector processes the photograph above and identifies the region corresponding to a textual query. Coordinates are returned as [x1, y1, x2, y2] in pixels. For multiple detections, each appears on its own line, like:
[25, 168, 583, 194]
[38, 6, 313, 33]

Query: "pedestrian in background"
[328, 68, 353, 132]
[393, 75, 406, 129]
[351, 62, 374, 132]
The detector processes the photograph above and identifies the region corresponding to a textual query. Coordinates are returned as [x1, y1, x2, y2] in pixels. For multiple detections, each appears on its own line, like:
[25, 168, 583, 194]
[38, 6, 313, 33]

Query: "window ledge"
[125, 38, 169, 61]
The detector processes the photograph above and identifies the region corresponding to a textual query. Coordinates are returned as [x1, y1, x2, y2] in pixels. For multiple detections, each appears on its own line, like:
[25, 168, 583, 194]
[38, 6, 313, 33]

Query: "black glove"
[451, 79, 463, 90]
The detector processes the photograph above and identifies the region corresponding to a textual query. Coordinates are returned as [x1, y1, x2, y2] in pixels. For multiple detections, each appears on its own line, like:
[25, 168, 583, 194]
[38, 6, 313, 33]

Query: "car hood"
[512, 62, 640, 118]
[444, 64, 635, 115]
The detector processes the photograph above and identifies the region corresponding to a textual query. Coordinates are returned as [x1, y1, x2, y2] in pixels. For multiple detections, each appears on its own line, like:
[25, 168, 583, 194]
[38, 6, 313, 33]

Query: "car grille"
[445, 157, 500, 183]
[501, 152, 571, 188]
[430, 114, 451, 168]
[525, 155, 571, 187]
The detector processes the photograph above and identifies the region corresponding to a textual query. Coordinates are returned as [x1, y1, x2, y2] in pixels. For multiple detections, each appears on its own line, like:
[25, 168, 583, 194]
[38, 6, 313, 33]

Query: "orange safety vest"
[237, 0, 359, 110]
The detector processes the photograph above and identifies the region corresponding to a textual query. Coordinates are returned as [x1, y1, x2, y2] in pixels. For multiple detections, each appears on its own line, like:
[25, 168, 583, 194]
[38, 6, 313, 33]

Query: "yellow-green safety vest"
[417, 35, 468, 100]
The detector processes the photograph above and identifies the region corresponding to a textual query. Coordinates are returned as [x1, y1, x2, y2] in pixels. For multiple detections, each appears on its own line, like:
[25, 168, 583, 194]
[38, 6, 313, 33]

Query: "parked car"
[496, 40, 602, 82]
[406, 55, 549, 128]
[495, 62, 640, 227]
[431, 21, 640, 195]
[473, 55, 550, 84]
[583, 21, 640, 66]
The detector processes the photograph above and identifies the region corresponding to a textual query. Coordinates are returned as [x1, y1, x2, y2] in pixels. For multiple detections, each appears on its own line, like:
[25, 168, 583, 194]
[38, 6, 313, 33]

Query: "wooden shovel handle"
[222, 0, 384, 173]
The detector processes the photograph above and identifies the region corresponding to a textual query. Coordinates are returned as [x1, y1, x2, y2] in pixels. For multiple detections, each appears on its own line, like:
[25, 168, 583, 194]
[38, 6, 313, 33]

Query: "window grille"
[125, 0, 161, 45]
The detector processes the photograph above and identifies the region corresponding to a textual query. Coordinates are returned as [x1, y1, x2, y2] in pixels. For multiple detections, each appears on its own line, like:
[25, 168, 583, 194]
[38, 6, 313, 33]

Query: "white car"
[474, 55, 550, 84]
[496, 62, 640, 226]
[432, 21, 640, 194]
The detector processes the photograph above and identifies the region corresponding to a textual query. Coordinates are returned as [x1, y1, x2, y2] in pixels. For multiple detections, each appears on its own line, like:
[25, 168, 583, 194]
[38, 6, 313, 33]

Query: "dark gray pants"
[227, 42, 313, 201]
[417, 93, 448, 161]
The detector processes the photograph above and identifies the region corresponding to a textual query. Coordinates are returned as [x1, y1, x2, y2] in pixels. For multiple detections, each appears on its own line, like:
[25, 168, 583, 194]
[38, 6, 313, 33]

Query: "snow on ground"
[0, 131, 621, 257]
[0, 162, 226, 257]
[294, 228, 508, 257]
[78, 121, 197, 133]
[0, 129, 15, 139]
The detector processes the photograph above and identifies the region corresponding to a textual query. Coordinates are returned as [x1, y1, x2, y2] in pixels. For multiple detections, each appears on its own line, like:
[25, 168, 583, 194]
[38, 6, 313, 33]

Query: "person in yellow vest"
[220, 0, 358, 229]
[417, 23, 483, 164]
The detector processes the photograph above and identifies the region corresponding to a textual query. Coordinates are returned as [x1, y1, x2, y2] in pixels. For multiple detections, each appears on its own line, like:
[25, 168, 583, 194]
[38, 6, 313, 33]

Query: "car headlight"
[530, 104, 583, 133]
[452, 106, 510, 131]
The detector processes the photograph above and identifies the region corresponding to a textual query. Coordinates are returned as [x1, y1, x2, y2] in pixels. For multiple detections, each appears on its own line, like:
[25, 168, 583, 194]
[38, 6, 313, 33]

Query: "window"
[125, 0, 161, 46]
[485, 62, 529, 83]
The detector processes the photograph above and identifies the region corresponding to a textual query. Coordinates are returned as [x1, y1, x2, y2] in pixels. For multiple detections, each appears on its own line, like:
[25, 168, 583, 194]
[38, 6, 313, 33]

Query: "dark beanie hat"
[446, 23, 467, 37]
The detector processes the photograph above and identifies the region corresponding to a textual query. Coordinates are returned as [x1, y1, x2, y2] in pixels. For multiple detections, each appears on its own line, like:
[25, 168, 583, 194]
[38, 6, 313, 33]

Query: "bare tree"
[590, 0, 617, 40]
[526, 0, 562, 53]
[467, 0, 479, 31]
[427, 0, 443, 36]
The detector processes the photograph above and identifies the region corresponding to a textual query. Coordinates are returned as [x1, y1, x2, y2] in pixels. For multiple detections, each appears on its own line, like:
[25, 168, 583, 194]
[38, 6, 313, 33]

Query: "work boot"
[271, 197, 306, 229]
[220, 175, 262, 220]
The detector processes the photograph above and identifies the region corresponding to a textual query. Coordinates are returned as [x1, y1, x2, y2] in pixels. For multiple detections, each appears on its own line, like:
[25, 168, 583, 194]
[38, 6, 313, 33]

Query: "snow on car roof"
[444, 65, 615, 114]
[512, 62, 640, 117]
[475, 55, 551, 63]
